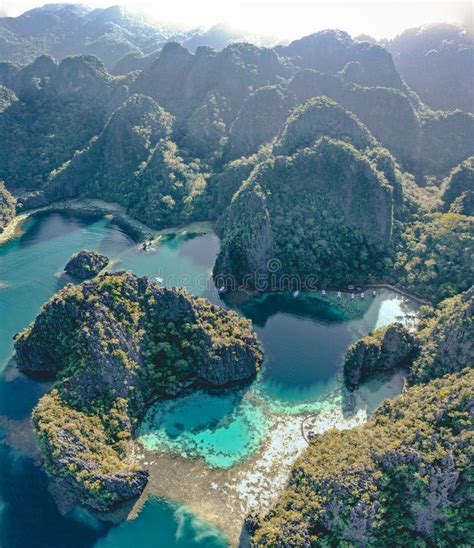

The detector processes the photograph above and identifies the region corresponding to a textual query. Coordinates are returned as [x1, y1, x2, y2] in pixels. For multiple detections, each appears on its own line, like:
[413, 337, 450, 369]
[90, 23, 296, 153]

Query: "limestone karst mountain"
[15, 270, 262, 510]
[385, 23, 474, 112]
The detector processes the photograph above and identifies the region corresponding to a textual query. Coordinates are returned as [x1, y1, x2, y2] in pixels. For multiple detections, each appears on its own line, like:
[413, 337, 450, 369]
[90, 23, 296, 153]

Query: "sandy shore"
[0, 211, 30, 245]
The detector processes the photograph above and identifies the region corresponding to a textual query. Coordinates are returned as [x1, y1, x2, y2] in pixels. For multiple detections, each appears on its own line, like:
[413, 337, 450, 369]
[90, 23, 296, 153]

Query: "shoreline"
[225, 282, 429, 309]
[0, 198, 215, 246]
[115, 370, 406, 546]
[0, 369, 408, 547]
[2, 198, 430, 307]
[0, 211, 30, 245]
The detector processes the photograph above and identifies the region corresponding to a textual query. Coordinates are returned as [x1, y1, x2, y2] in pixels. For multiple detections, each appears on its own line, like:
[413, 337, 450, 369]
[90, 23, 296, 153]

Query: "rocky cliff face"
[344, 323, 415, 389]
[64, 250, 110, 281]
[385, 23, 474, 112]
[344, 288, 474, 389]
[215, 137, 394, 289]
[0, 4, 176, 68]
[274, 96, 376, 156]
[225, 85, 289, 160]
[47, 93, 173, 201]
[278, 29, 402, 89]
[248, 285, 473, 545]
[15, 270, 262, 510]
[0, 85, 17, 113]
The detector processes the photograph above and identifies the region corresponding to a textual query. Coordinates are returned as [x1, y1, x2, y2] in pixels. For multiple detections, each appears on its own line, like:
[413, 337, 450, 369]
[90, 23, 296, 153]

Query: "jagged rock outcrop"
[49, 55, 113, 97]
[442, 156, 474, 216]
[418, 110, 474, 180]
[47, 93, 173, 200]
[134, 42, 195, 118]
[0, 85, 17, 112]
[0, 181, 16, 232]
[284, 66, 474, 180]
[385, 23, 474, 112]
[344, 288, 474, 390]
[15, 190, 50, 210]
[286, 69, 421, 173]
[215, 137, 394, 289]
[64, 250, 110, 281]
[0, 4, 175, 68]
[0, 56, 124, 191]
[182, 91, 227, 159]
[134, 42, 286, 130]
[12, 55, 57, 99]
[214, 188, 275, 290]
[344, 323, 415, 389]
[15, 270, 262, 509]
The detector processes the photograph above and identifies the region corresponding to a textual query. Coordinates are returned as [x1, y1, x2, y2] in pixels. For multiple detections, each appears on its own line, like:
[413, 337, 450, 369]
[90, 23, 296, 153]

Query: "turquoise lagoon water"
[139, 390, 268, 468]
[0, 211, 414, 547]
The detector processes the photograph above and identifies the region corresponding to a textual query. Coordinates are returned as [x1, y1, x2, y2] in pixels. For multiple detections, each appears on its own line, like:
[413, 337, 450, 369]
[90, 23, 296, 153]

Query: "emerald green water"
[0, 211, 415, 547]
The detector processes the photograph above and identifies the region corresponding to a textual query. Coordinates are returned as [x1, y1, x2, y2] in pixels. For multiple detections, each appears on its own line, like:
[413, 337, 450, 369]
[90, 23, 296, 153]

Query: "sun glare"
[1, 0, 471, 39]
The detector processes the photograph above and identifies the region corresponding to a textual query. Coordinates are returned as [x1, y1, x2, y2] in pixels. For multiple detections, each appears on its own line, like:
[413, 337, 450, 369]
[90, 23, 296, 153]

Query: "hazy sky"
[0, 0, 472, 40]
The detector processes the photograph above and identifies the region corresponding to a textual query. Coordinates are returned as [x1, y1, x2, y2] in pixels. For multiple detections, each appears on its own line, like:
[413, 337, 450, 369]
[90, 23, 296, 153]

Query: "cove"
[0, 210, 417, 546]
[139, 287, 414, 467]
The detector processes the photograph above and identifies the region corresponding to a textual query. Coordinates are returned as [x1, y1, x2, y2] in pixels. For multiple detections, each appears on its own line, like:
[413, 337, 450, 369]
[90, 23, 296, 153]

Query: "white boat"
[218, 286, 226, 293]
[293, 290, 300, 297]
[155, 276, 164, 284]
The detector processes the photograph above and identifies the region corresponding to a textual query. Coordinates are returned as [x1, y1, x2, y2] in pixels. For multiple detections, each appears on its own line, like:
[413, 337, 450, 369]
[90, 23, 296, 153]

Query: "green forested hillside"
[385, 23, 474, 113]
[0, 181, 15, 231]
[0, 29, 472, 294]
[395, 213, 474, 303]
[2, 10, 473, 546]
[251, 286, 473, 545]
[249, 368, 473, 546]
[0, 4, 181, 68]
[442, 156, 474, 216]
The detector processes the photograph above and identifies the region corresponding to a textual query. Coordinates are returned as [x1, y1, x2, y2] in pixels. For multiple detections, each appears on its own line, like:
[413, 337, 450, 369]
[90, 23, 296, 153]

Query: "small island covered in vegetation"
[14, 268, 262, 510]
[64, 249, 110, 280]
